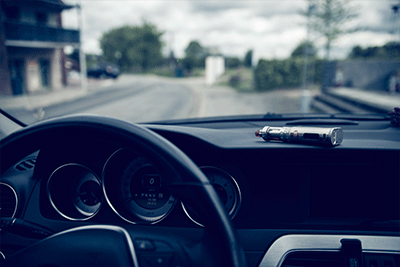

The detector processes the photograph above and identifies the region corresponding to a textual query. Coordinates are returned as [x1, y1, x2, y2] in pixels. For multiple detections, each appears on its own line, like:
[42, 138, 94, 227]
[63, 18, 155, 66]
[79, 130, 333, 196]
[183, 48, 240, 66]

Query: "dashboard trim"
[0, 182, 18, 218]
[102, 148, 176, 225]
[181, 166, 242, 227]
[258, 234, 400, 267]
[47, 163, 103, 221]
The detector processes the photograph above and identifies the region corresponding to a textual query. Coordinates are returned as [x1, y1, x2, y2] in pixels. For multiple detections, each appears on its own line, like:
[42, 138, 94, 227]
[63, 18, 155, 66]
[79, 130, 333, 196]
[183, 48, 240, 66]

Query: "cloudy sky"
[62, 0, 399, 61]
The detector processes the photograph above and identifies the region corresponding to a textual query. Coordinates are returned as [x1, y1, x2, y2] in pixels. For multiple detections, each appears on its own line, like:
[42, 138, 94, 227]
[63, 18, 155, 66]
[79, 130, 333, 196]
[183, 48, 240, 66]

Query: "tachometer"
[182, 166, 241, 226]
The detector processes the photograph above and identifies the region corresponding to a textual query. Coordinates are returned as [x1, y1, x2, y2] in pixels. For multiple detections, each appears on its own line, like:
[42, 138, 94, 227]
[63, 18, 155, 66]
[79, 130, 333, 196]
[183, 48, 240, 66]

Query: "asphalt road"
[81, 82, 196, 123]
[4, 75, 316, 125]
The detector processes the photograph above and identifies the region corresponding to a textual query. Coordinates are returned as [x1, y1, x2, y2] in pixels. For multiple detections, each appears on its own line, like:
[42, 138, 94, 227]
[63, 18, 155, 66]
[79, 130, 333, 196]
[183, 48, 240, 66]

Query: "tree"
[291, 41, 317, 58]
[225, 57, 241, 69]
[185, 41, 204, 59]
[304, 0, 359, 59]
[244, 50, 252, 67]
[348, 42, 400, 59]
[183, 40, 207, 72]
[100, 21, 164, 72]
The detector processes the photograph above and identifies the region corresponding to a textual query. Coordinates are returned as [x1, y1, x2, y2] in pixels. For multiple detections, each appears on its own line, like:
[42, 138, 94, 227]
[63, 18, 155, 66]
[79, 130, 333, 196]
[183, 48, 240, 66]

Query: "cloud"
[62, 0, 398, 59]
[190, 1, 250, 14]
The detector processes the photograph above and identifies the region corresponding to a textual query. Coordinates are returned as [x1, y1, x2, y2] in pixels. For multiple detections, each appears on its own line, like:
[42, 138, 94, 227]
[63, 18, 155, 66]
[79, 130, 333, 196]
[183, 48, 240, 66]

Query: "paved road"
[81, 82, 196, 123]
[3, 75, 317, 124]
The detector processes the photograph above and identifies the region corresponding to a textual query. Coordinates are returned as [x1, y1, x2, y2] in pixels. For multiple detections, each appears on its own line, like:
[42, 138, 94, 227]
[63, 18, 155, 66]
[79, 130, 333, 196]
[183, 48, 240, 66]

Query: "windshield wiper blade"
[0, 109, 27, 127]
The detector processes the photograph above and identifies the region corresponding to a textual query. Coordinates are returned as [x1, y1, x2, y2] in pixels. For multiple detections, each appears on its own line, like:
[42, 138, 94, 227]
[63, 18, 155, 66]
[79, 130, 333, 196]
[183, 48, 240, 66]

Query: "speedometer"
[120, 157, 175, 222]
[102, 148, 176, 224]
[182, 166, 241, 226]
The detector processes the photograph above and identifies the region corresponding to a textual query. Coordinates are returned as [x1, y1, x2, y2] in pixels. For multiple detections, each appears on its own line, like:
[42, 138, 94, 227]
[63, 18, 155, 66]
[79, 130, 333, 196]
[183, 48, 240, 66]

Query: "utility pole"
[77, 0, 87, 92]
[301, 3, 315, 113]
[392, 2, 400, 42]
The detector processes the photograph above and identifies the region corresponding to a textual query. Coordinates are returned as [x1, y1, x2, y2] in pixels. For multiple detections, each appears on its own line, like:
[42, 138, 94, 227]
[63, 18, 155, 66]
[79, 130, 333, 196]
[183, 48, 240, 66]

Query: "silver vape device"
[255, 126, 343, 146]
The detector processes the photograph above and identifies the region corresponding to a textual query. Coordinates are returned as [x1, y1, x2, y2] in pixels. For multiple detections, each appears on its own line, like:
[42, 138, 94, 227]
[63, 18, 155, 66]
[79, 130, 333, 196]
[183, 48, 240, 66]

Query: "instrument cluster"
[46, 148, 242, 225]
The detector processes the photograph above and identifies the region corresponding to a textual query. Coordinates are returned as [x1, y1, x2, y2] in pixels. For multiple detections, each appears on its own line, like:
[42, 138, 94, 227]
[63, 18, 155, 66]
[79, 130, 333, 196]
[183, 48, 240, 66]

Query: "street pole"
[77, 1, 87, 92]
[300, 4, 314, 113]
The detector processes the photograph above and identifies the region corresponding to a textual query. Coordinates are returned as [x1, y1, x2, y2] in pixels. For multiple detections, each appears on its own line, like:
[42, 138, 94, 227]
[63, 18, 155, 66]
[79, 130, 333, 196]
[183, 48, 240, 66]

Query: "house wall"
[1, 1, 76, 95]
[322, 60, 400, 91]
[0, 11, 12, 95]
[51, 48, 63, 90]
[6, 47, 62, 93]
[18, 6, 59, 27]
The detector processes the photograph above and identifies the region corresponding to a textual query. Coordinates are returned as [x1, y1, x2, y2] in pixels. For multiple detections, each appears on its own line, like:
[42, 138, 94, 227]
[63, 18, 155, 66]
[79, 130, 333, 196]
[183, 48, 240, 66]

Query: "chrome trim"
[0, 182, 18, 218]
[47, 164, 103, 221]
[181, 202, 204, 227]
[182, 166, 242, 227]
[102, 148, 175, 225]
[258, 234, 400, 267]
[0, 251, 5, 260]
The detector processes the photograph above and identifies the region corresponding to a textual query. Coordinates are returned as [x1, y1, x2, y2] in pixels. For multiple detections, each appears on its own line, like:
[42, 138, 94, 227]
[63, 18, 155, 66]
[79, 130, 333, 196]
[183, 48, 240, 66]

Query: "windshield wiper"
[0, 109, 27, 127]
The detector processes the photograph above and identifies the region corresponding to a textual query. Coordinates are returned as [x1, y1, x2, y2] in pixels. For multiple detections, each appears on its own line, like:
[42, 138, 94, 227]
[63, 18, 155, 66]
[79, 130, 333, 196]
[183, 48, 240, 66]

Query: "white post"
[301, 4, 314, 113]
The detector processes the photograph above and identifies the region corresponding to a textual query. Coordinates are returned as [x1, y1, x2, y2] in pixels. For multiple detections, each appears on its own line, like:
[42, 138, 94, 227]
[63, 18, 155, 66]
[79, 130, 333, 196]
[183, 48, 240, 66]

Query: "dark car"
[87, 63, 120, 79]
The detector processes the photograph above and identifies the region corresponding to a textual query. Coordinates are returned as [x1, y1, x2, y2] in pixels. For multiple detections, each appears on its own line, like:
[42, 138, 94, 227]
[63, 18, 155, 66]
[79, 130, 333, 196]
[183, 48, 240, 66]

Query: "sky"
[62, 0, 400, 62]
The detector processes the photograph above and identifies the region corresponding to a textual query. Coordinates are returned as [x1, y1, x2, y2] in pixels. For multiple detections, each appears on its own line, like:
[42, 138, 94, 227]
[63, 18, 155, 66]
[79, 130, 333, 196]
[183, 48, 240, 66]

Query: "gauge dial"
[120, 156, 175, 222]
[102, 148, 176, 224]
[48, 164, 103, 221]
[73, 174, 102, 216]
[182, 166, 241, 226]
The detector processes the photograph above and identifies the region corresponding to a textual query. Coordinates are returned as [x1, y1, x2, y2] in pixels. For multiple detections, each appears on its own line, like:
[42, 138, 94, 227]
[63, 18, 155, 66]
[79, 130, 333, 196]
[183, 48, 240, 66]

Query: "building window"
[5, 6, 20, 20]
[35, 12, 48, 25]
[40, 59, 50, 88]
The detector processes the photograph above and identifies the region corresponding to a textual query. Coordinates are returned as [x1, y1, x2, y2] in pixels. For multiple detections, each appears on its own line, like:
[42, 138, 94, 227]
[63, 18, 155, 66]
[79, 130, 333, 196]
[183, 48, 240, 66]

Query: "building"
[0, 0, 80, 96]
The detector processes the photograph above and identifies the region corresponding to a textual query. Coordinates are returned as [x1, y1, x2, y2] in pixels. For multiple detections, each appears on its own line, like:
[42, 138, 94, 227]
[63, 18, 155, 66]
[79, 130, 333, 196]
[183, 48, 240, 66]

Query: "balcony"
[3, 21, 80, 46]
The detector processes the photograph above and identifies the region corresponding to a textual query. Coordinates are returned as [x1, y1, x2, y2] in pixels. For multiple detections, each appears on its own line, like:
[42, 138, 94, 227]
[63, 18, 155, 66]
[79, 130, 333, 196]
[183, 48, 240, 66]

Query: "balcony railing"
[4, 21, 80, 44]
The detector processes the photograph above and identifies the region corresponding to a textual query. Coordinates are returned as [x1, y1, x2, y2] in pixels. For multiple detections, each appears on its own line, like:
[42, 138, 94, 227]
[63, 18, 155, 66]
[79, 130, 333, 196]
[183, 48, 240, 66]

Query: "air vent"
[14, 158, 36, 171]
[281, 251, 343, 267]
[0, 183, 18, 217]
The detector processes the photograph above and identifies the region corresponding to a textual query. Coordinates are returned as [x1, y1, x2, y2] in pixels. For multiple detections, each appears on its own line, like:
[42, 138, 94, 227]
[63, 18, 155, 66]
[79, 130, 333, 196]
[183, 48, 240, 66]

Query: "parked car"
[87, 63, 120, 79]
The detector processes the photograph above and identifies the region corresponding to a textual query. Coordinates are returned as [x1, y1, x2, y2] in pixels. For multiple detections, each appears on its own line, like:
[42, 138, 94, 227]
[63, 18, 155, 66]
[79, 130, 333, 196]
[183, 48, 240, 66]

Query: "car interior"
[0, 112, 399, 267]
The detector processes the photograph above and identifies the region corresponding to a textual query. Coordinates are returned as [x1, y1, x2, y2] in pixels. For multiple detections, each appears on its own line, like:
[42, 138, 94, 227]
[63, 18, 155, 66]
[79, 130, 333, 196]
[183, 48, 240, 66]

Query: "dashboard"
[1, 116, 400, 267]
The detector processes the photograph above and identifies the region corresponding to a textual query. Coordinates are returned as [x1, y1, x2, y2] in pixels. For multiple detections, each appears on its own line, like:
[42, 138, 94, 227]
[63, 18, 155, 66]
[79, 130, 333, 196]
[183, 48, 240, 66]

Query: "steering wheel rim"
[0, 115, 247, 267]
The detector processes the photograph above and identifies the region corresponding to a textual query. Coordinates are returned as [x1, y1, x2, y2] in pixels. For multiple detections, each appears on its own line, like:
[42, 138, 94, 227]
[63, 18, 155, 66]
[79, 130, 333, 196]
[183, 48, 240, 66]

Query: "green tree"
[185, 40, 204, 59]
[291, 41, 317, 58]
[183, 40, 207, 72]
[348, 42, 400, 59]
[100, 21, 164, 72]
[348, 45, 364, 58]
[225, 57, 242, 69]
[244, 50, 253, 67]
[304, 0, 359, 59]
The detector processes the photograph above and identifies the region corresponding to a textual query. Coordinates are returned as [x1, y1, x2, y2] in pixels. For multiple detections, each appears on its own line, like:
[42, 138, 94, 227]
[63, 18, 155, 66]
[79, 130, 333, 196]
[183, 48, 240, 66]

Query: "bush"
[229, 75, 241, 88]
[255, 58, 323, 91]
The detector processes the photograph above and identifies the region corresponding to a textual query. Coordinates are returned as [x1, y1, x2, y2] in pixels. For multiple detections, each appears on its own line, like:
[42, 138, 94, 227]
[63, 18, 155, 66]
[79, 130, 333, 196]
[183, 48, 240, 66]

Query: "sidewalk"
[0, 75, 134, 111]
[327, 87, 400, 113]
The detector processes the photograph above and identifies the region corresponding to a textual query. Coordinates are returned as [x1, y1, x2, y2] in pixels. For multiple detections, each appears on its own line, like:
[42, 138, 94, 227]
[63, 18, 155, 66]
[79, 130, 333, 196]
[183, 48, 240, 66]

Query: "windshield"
[1, 0, 399, 125]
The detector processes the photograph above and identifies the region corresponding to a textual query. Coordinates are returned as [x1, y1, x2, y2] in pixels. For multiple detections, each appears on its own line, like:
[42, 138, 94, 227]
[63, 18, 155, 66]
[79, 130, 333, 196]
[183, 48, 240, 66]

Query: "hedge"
[255, 58, 323, 91]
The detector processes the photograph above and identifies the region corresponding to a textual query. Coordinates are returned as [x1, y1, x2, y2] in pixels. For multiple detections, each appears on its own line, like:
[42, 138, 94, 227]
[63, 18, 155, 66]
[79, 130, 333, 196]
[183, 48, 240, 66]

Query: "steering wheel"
[0, 115, 247, 267]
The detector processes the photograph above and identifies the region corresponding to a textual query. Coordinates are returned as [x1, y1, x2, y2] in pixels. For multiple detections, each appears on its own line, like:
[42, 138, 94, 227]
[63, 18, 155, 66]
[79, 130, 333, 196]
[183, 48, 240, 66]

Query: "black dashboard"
[1, 117, 400, 267]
